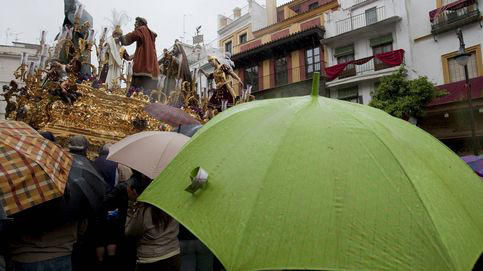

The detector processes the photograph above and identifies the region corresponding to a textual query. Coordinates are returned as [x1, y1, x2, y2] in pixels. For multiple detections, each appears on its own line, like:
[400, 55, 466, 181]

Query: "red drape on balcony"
[324, 49, 405, 81]
[374, 49, 405, 67]
[429, 0, 476, 22]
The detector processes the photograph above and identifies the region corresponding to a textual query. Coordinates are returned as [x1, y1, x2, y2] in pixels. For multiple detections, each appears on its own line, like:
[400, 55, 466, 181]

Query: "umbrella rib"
[330, 103, 457, 270]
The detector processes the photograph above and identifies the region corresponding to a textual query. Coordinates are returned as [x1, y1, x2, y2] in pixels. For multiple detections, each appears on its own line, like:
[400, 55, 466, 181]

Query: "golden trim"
[441, 44, 483, 83]
[253, 1, 339, 38]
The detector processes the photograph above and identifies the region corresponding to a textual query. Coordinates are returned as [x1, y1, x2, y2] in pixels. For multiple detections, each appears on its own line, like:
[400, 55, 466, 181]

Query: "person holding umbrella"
[125, 171, 180, 271]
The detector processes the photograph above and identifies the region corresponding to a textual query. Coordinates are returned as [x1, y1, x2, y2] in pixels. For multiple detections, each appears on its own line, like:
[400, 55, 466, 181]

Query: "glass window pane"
[307, 49, 313, 57]
[308, 65, 313, 73]
[315, 63, 321, 71]
[314, 47, 320, 55]
[307, 57, 313, 64]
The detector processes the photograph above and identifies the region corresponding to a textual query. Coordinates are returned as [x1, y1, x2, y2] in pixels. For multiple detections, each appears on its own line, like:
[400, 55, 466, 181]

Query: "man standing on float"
[118, 17, 159, 96]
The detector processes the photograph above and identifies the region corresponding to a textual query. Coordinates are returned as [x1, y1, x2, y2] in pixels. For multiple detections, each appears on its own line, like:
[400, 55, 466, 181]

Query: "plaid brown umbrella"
[0, 120, 73, 216]
[144, 103, 201, 127]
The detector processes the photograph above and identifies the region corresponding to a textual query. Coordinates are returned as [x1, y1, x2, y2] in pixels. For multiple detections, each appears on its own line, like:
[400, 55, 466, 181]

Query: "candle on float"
[40, 30, 46, 45]
[88, 29, 95, 43]
[28, 61, 36, 76]
[20, 52, 29, 66]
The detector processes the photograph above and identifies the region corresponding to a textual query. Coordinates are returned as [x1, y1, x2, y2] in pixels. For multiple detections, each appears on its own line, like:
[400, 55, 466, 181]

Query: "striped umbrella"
[0, 120, 73, 216]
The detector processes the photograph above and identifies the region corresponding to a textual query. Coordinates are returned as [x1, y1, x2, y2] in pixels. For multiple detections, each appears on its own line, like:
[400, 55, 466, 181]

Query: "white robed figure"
[105, 9, 130, 90]
[106, 34, 125, 89]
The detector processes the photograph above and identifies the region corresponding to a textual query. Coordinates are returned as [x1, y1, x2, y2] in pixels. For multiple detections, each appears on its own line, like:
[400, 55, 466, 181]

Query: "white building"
[409, 0, 482, 86]
[322, 0, 482, 105]
[0, 42, 41, 119]
[322, 0, 412, 105]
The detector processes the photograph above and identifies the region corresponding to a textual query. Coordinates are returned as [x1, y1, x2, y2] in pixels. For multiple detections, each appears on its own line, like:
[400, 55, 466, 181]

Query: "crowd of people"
[0, 130, 224, 271]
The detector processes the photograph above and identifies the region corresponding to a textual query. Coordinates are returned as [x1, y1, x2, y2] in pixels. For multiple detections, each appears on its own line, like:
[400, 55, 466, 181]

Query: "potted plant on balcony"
[369, 66, 446, 124]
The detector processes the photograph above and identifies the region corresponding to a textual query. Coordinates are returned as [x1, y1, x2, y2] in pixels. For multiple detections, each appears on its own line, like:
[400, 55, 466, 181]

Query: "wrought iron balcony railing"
[430, 0, 481, 35]
[336, 6, 385, 35]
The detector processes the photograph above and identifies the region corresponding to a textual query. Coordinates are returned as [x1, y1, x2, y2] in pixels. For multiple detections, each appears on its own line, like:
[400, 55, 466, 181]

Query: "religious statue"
[104, 10, 130, 90]
[1, 81, 20, 119]
[156, 40, 193, 105]
[118, 17, 160, 95]
[200, 55, 243, 112]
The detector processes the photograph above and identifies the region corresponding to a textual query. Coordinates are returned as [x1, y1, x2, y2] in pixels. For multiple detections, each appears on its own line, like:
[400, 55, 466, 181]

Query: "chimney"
[266, 0, 277, 25]
[233, 7, 241, 19]
[218, 15, 228, 29]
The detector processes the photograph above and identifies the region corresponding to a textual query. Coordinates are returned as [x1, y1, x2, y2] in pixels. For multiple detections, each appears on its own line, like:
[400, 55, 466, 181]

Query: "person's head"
[134, 17, 147, 29]
[98, 143, 112, 156]
[112, 26, 123, 38]
[126, 170, 152, 201]
[39, 131, 56, 143]
[68, 135, 89, 156]
[207, 55, 220, 67]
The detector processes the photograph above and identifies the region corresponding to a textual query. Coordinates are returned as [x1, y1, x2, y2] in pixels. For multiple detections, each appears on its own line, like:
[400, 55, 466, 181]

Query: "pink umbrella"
[107, 132, 189, 179]
[144, 103, 201, 127]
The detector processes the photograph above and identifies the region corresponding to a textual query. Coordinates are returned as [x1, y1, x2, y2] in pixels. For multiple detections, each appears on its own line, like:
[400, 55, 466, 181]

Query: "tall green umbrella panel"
[140, 74, 483, 271]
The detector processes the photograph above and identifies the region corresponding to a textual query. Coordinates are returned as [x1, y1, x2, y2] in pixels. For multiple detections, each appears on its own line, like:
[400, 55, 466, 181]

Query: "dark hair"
[148, 203, 172, 231]
[128, 171, 172, 231]
[39, 131, 56, 143]
[135, 17, 147, 26]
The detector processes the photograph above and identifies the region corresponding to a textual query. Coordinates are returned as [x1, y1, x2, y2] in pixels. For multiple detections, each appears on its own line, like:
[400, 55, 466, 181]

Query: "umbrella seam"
[331, 102, 457, 271]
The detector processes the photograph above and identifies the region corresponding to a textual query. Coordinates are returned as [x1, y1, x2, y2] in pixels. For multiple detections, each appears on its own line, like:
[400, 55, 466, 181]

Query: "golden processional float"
[1, 7, 254, 155]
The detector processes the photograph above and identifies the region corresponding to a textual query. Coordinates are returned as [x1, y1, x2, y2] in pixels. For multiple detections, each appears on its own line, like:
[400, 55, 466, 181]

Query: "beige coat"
[125, 204, 179, 260]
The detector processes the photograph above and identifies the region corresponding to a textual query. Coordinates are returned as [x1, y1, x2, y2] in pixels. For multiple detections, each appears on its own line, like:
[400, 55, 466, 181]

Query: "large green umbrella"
[140, 74, 483, 271]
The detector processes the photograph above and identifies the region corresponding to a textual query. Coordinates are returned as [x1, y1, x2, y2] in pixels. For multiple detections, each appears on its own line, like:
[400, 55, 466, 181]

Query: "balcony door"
[365, 7, 378, 25]
[275, 56, 288, 87]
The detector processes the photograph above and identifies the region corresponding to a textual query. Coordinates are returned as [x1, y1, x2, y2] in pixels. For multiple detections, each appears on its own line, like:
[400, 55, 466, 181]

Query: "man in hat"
[118, 17, 159, 95]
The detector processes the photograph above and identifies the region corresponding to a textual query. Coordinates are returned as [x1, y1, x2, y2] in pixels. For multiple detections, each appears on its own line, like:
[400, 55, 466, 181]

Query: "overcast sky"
[0, 0, 291, 55]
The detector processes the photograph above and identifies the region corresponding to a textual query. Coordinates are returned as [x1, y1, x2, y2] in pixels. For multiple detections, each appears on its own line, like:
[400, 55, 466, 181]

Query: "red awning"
[429, 76, 483, 106]
[429, 0, 476, 22]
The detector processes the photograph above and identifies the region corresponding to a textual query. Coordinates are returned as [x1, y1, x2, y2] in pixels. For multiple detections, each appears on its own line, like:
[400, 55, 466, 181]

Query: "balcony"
[430, 0, 481, 35]
[336, 6, 386, 35]
[325, 49, 405, 85]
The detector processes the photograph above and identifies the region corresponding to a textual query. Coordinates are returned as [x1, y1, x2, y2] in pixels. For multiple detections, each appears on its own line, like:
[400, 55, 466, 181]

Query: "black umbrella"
[68, 154, 108, 214]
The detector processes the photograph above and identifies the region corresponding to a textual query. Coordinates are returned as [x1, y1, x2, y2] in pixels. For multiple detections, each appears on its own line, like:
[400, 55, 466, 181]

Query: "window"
[306, 46, 321, 78]
[239, 33, 247, 44]
[365, 7, 378, 25]
[447, 52, 478, 82]
[292, 5, 301, 14]
[277, 10, 284, 22]
[275, 56, 288, 86]
[244, 66, 259, 92]
[308, 2, 319, 10]
[442, 44, 483, 83]
[338, 86, 362, 104]
[337, 54, 355, 78]
[225, 41, 232, 55]
[372, 43, 393, 70]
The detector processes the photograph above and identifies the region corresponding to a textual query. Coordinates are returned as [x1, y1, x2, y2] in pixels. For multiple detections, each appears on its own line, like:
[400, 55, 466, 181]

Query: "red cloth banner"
[374, 49, 405, 67]
[324, 49, 405, 81]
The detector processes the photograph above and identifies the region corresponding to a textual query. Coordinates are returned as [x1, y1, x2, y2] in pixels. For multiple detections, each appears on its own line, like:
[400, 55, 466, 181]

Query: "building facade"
[410, 0, 483, 154]
[322, 0, 411, 105]
[0, 42, 41, 119]
[231, 0, 339, 99]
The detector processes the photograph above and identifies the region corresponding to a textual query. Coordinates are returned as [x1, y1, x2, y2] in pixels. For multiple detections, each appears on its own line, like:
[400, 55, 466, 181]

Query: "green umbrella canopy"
[140, 74, 483, 271]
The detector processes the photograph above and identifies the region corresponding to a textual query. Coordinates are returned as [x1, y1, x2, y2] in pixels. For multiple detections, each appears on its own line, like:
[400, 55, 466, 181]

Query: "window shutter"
[370, 34, 393, 47]
[334, 45, 354, 57]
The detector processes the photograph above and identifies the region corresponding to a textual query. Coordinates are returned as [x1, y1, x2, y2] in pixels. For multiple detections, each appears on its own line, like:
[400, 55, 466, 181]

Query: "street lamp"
[455, 28, 479, 156]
